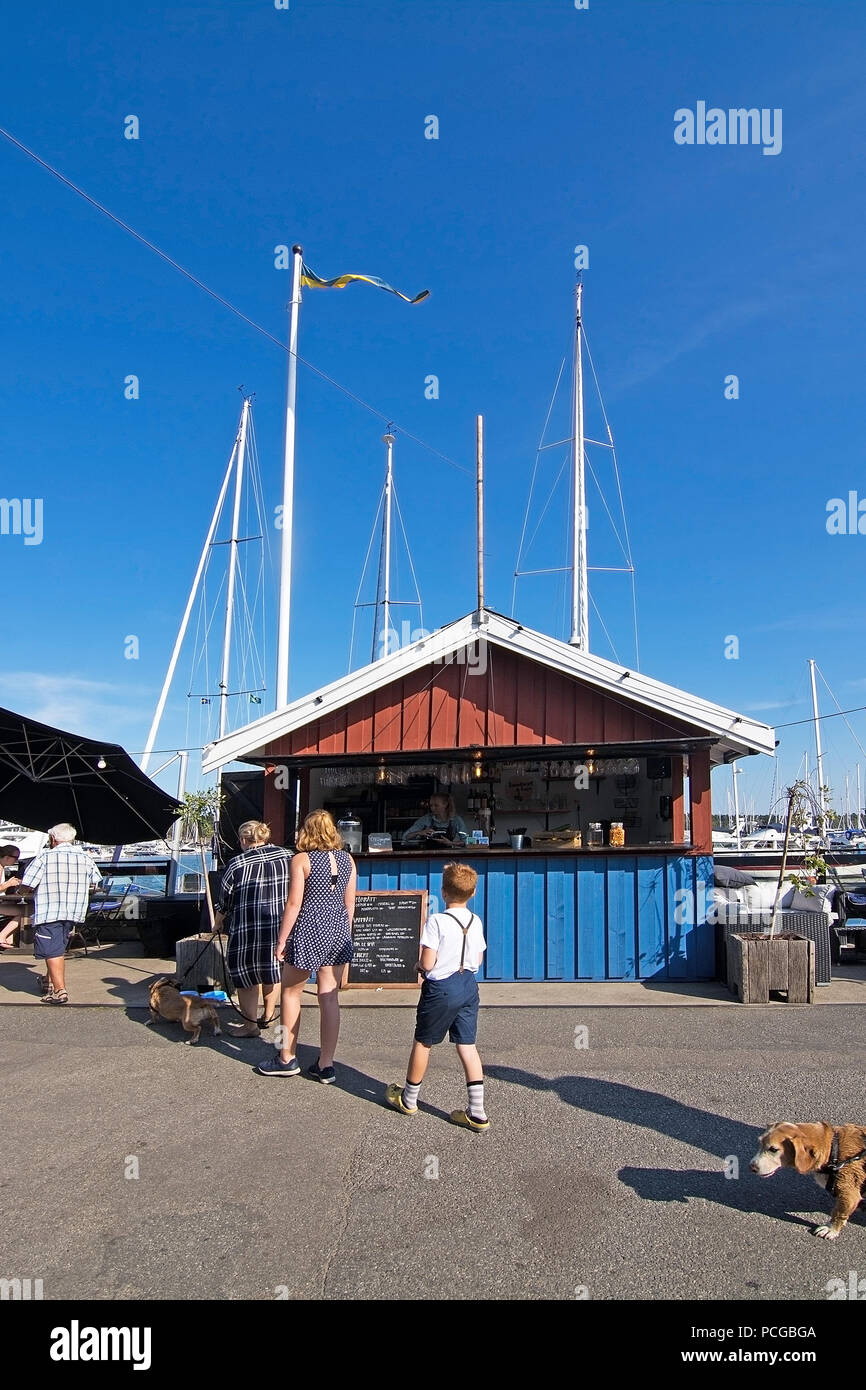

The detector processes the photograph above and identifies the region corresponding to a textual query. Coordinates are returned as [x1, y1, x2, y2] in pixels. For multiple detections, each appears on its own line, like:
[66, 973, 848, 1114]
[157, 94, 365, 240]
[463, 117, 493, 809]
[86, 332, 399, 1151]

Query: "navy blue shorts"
[414, 971, 480, 1046]
[33, 920, 75, 960]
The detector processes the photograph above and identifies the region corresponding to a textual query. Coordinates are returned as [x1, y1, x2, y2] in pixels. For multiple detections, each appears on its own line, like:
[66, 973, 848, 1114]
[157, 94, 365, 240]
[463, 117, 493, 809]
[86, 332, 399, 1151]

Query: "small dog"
[751, 1122, 866, 1239]
[147, 977, 221, 1046]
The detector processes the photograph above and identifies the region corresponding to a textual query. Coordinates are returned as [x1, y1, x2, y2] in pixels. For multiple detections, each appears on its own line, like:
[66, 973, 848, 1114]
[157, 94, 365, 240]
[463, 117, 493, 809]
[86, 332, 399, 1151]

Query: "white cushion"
[788, 885, 835, 915]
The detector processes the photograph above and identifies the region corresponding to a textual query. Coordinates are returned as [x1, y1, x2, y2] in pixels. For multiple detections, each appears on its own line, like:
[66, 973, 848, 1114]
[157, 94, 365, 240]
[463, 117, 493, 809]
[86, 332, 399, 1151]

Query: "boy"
[386, 862, 489, 1131]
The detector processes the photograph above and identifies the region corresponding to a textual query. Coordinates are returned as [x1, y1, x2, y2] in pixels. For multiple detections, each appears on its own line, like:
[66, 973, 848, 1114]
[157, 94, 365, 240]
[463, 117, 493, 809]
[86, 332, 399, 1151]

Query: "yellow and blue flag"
[301, 262, 429, 304]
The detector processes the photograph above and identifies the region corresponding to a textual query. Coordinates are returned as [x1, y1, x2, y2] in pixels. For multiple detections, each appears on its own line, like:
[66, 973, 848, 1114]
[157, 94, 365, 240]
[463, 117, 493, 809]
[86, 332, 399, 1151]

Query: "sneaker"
[307, 1061, 336, 1085]
[386, 1083, 418, 1115]
[255, 1054, 300, 1077]
[450, 1108, 490, 1133]
[47, 990, 69, 1006]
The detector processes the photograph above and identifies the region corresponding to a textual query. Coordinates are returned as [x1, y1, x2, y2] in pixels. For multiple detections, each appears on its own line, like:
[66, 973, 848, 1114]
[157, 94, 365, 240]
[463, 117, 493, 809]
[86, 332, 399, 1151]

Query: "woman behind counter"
[402, 793, 468, 848]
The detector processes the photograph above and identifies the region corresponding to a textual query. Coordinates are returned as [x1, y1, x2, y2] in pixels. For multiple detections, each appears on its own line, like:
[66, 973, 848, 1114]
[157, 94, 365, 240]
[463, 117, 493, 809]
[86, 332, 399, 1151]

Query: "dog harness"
[819, 1133, 866, 1196]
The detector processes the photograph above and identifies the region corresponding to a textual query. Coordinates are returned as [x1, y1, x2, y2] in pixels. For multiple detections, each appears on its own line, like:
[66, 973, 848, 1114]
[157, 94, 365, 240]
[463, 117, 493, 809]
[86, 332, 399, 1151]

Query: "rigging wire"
[816, 665, 866, 763]
[511, 357, 566, 613]
[0, 124, 472, 479]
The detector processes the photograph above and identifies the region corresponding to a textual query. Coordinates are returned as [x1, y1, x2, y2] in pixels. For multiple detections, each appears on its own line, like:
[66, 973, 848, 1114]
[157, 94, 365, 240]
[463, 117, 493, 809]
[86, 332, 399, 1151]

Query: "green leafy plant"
[178, 787, 225, 928]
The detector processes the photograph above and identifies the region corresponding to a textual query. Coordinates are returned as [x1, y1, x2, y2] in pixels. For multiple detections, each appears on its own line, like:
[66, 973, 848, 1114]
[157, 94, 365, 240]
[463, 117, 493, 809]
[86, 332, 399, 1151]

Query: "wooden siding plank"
[637, 857, 667, 979]
[545, 857, 576, 979]
[694, 854, 716, 977]
[484, 860, 515, 980]
[516, 858, 545, 979]
[689, 749, 713, 853]
[666, 856, 692, 979]
[576, 858, 607, 979]
[607, 856, 638, 979]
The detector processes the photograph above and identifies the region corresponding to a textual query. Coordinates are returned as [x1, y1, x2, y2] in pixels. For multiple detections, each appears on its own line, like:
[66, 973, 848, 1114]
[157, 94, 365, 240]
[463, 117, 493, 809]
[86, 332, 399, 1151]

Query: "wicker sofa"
[711, 881, 837, 986]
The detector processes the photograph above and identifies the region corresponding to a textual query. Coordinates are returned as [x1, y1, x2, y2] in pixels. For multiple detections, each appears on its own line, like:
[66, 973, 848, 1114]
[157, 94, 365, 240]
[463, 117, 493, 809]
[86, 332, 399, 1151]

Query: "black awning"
[0, 706, 181, 845]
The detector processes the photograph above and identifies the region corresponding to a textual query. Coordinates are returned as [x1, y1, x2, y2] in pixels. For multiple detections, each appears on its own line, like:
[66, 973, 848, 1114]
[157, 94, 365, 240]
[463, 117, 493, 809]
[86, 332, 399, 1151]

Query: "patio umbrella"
[0, 706, 181, 845]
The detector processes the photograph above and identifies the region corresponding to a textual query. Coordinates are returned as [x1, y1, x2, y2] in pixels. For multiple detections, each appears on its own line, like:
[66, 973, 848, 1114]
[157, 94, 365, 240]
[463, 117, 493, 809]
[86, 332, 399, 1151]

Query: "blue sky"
[2, 0, 865, 818]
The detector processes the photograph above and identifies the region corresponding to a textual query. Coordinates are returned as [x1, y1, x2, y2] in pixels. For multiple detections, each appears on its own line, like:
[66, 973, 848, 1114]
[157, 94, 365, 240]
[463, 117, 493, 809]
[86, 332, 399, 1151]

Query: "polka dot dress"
[286, 849, 354, 973]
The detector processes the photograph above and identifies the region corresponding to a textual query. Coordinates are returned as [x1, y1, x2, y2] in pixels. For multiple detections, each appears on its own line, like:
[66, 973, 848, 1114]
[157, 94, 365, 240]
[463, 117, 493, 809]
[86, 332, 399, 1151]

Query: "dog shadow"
[484, 1066, 824, 1224]
[619, 1165, 824, 1228]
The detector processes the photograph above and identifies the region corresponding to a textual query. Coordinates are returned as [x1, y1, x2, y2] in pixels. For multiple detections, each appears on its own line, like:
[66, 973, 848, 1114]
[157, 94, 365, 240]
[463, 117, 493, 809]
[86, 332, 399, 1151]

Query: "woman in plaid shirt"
[214, 821, 293, 1035]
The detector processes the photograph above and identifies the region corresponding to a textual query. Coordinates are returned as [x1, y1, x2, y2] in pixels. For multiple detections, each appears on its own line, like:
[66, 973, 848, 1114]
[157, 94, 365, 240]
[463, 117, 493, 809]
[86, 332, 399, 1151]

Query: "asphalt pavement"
[2, 990, 866, 1301]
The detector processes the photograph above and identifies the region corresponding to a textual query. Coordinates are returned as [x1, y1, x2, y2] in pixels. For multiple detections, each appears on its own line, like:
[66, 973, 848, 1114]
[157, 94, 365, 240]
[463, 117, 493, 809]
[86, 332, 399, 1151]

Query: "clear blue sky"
[2, 0, 865, 818]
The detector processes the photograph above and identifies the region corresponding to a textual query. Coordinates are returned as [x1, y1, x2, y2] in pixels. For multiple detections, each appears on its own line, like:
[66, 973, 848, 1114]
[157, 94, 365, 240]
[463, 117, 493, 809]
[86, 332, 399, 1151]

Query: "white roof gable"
[202, 609, 775, 772]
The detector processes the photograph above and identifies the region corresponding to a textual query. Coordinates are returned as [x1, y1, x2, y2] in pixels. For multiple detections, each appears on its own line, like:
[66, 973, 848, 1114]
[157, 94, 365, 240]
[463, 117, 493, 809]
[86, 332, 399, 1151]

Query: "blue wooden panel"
[546, 857, 576, 979]
[607, 856, 637, 979]
[469, 861, 488, 979]
[484, 860, 516, 980]
[576, 858, 607, 979]
[516, 859, 545, 979]
[693, 854, 716, 977]
[637, 858, 666, 979]
[666, 856, 693, 979]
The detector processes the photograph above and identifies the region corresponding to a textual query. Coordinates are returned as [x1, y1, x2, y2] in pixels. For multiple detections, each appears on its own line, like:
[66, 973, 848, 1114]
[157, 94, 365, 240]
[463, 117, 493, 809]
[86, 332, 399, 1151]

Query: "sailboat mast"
[219, 397, 250, 739]
[140, 437, 239, 773]
[808, 658, 828, 838]
[276, 244, 303, 708]
[570, 279, 588, 650]
[372, 433, 396, 660]
[858, 763, 862, 830]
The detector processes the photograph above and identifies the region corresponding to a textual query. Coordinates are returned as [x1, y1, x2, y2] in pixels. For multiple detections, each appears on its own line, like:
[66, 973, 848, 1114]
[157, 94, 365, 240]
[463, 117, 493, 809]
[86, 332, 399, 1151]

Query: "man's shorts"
[414, 970, 480, 1046]
[33, 920, 75, 960]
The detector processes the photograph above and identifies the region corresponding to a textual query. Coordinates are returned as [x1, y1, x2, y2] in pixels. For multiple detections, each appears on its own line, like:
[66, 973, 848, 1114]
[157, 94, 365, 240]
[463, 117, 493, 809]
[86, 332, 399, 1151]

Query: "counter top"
[355, 843, 697, 858]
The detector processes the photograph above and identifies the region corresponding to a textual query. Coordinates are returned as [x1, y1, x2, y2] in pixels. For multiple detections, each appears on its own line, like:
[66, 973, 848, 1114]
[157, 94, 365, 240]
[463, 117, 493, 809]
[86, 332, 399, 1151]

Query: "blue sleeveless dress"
[286, 849, 354, 972]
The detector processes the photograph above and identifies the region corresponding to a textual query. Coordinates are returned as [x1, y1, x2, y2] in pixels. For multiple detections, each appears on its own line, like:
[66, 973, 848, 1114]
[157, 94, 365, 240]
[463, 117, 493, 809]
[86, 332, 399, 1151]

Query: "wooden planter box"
[727, 932, 815, 1004]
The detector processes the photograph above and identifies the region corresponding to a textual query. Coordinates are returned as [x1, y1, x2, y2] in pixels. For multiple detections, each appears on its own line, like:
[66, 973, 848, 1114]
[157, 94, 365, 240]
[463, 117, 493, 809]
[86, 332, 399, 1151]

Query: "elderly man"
[19, 824, 102, 1004]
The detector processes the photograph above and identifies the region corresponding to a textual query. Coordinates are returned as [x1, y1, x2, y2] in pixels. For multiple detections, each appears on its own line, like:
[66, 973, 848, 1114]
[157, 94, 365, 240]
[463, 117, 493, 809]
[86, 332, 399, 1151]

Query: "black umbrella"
[0, 707, 181, 845]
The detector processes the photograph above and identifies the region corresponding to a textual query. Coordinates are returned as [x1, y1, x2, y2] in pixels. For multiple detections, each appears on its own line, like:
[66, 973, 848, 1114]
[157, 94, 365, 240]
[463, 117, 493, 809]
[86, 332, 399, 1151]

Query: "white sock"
[467, 1080, 486, 1120]
[402, 1080, 421, 1110]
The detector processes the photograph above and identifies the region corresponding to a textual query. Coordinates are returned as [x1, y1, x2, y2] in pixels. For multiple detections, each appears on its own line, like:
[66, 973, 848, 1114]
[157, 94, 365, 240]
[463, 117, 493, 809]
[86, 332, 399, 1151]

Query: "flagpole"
[276, 245, 303, 709]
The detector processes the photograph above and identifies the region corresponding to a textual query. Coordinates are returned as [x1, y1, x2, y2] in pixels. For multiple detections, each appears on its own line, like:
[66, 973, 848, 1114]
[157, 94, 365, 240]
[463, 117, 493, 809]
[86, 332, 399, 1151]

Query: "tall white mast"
[858, 763, 862, 830]
[371, 432, 396, 660]
[276, 245, 303, 708]
[140, 439, 238, 773]
[808, 658, 828, 839]
[382, 432, 394, 655]
[570, 279, 588, 649]
[219, 396, 251, 739]
[732, 763, 742, 850]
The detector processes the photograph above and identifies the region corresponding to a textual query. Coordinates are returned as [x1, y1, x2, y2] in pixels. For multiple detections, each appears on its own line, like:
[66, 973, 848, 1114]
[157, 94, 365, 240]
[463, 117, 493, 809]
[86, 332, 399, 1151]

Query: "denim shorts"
[414, 970, 480, 1046]
[33, 920, 75, 960]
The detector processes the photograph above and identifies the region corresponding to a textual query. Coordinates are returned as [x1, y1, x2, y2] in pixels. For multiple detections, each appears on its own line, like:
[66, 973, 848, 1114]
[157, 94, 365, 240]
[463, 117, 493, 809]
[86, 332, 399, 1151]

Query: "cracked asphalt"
[3, 999, 866, 1301]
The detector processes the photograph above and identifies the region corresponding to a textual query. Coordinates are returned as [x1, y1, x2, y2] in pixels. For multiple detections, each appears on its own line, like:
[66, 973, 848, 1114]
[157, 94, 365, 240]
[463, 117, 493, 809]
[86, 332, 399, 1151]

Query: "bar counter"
[353, 844, 715, 980]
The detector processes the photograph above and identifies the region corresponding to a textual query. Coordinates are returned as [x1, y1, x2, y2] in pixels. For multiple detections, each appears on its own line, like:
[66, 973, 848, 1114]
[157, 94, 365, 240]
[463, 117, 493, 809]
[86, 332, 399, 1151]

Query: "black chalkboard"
[345, 890, 428, 988]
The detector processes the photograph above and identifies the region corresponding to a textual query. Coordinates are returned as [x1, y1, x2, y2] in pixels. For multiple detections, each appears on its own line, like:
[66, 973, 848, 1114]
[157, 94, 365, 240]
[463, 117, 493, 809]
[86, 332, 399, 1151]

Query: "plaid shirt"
[22, 843, 102, 925]
[216, 845, 293, 934]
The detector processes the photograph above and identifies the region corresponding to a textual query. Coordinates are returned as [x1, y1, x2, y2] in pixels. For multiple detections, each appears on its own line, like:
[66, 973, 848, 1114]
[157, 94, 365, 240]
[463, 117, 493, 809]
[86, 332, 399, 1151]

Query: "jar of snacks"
[609, 822, 625, 848]
[587, 822, 603, 847]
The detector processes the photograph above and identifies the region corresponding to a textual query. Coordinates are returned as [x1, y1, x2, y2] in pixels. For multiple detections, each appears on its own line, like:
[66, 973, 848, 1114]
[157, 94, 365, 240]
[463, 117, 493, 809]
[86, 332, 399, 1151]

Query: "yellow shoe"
[450, 1108, 490, 1133]
[386, 1083, 418, 1115]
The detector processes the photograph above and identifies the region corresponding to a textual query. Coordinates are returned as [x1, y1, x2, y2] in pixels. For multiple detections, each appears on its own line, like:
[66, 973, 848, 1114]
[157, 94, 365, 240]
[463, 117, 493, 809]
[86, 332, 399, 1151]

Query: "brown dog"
[751, 1122, 866, 1239]
[147, 977, 221, 1046]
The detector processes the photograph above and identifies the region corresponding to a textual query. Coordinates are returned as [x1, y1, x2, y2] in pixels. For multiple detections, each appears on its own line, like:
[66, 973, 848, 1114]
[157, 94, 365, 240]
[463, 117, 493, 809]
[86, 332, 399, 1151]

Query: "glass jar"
[609, 822, 626, 848]
[587, 822, 603, 848]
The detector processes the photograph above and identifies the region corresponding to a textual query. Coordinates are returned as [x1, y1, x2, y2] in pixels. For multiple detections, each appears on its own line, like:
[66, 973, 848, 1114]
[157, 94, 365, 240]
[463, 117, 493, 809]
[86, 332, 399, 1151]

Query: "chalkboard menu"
[345, 890, 428, 988]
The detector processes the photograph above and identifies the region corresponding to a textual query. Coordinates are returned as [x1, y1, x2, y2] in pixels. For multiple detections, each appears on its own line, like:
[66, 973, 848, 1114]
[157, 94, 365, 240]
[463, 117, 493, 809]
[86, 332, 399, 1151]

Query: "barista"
[402, 794, 468, 848]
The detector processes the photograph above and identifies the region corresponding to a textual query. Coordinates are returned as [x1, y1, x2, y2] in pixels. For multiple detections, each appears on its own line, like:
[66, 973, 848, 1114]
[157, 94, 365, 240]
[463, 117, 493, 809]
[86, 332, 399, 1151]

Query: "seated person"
[0, 845, 23, 949]
[402, 794, 468, 848]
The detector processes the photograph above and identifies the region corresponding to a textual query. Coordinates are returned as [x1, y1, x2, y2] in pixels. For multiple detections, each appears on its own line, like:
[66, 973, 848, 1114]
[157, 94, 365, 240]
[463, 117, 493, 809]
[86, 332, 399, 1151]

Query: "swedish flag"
[301, 262, 429, 304]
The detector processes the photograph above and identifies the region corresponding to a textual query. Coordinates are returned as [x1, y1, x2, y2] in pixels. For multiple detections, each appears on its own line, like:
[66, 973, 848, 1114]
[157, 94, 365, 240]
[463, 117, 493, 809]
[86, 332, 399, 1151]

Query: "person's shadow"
[485, 1066, 831, 1229]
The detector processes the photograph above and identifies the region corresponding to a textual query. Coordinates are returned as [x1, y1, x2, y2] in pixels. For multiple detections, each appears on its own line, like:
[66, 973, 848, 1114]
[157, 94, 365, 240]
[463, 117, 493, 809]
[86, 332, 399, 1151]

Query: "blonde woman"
[257, 810, 356, 1082]
[214, 821, 293, 1036]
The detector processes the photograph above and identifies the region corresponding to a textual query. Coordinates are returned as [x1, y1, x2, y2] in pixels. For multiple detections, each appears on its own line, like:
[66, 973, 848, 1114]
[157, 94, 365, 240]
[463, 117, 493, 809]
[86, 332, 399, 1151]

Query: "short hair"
[238, 820, 271, 845]
[430, 793, 455, 818]
[0, 845, 20, 859]
[442, 862, 477, 903]
[297, 809, 343, 853]
[49, 823, 77, 843]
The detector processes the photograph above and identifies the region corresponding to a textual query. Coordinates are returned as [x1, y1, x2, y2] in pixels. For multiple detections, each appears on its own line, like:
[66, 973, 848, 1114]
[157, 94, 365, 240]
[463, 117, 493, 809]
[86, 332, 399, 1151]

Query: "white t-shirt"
[420, 906, 486, 980]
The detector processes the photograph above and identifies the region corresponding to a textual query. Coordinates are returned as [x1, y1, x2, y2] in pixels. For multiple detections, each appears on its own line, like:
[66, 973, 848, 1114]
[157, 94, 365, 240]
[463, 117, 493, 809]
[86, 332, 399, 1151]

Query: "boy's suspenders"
[444, 910, 477, 973]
